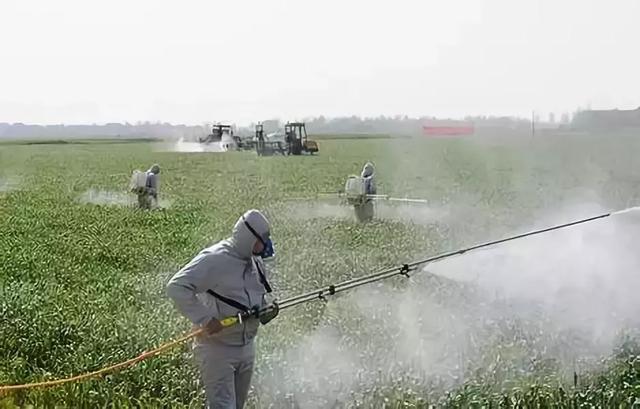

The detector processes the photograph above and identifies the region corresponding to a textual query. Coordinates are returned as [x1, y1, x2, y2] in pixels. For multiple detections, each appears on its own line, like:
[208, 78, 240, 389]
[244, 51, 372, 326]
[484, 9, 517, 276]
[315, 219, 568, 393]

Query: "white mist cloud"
[79, 188, 172, 208]
[254, 205, 640, 406]
[0, 176, 20, 193]
[154, 137, 235, 153]
[428, 206, 640, 355]
[79, 189, 134, 206]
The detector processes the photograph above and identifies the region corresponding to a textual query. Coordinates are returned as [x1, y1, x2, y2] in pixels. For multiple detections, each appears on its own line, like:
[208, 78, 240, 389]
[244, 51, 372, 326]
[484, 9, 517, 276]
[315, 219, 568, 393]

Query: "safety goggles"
[242, 215, 275, 259]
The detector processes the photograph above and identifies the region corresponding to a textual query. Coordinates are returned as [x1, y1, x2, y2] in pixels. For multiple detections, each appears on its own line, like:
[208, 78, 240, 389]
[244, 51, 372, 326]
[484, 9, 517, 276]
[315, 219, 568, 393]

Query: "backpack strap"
[205, 259, 272, 314]
[253, 259, 272, 293]
[206, 289, 250, 313]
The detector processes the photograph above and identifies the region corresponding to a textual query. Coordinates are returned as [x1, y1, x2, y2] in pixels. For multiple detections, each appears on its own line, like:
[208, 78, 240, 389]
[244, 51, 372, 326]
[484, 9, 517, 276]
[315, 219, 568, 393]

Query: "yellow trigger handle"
[220, 314, 243, 327]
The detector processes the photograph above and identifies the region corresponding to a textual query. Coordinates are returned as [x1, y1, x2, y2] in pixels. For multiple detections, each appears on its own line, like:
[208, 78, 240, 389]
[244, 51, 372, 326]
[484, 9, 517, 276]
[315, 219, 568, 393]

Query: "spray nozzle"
[400, 264, 411, 278]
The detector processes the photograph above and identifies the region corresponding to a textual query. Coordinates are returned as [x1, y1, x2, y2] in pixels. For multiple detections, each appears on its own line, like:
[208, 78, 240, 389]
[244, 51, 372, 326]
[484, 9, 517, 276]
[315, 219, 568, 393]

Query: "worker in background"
[355, 162, 376, 222]
[362, 162, 376, 196]
[256, 129, 265, 156]
[285, 130, 292, 155]
[166, 209, 279, 409]
[138, 164, 160, 209]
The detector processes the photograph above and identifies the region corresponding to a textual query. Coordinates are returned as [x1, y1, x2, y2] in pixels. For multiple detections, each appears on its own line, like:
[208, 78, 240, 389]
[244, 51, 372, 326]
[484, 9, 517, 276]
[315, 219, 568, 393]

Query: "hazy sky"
[1, 0, 639, 125]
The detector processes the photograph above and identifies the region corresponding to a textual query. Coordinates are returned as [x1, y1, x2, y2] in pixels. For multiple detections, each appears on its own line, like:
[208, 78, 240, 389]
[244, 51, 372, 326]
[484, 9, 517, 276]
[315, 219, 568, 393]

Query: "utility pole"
[531, 110, 535, 137]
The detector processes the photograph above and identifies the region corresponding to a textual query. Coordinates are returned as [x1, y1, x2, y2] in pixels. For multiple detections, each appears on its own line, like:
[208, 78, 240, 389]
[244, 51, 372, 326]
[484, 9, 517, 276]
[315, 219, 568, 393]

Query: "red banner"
[423, 125, 474, 136]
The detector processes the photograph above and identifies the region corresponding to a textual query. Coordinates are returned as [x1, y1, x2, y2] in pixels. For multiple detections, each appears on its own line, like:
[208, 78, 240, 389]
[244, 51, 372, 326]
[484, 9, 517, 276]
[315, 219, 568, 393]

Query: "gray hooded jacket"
[166, 210, 272, 346]
[145, 165, 159, 197]
[361, 162, 376, 195]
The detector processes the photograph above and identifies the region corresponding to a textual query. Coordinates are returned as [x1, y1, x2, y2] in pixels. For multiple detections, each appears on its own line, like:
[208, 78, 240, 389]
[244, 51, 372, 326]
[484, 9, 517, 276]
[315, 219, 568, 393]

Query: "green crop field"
[1, 134, 640, 408]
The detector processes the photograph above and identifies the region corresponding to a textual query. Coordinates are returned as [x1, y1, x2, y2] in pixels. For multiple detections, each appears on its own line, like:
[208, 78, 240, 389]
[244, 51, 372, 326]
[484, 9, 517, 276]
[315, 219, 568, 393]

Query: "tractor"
[284, 122, 318, 155]
[199, 124, 233, 144]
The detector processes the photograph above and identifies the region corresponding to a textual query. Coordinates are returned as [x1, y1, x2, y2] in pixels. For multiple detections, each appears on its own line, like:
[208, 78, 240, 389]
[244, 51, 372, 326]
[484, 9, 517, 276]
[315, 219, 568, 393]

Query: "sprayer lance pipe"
[276, 264, 408, 306]
[278, 268, 412, 310]
[383, 197, 430, 204]
[313, 192, 429, 202]
[278, 269, 410, 310]
[403, 211, 611, 270]
[274, 211, 612, 310]
[364, 195, 430, 203]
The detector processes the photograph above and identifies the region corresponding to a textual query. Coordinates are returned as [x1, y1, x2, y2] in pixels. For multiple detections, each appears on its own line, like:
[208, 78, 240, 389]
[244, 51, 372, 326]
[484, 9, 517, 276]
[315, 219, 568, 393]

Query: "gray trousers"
[137, 193, 151, 209]
[354, 201, 374, 222]
[137, 193, 156, 209]
[193, 339, 256, 409]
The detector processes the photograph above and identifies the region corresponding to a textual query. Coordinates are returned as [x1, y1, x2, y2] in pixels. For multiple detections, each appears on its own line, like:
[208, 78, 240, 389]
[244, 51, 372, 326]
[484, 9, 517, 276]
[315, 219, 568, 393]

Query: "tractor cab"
[284, 122, 318, 155]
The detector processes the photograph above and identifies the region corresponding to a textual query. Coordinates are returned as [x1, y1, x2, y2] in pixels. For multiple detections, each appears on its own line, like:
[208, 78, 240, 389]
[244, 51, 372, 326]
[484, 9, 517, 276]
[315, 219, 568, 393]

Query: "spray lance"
[219, 210, 617, 328]
[310, 191, 430, 205]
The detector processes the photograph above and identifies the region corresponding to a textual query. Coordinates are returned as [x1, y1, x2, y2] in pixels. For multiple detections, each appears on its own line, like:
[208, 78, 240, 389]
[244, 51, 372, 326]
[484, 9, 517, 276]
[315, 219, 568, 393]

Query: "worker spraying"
[129, 164, 160, 209]
[166, 209, 279, 409]
[345, 162, 377, 222]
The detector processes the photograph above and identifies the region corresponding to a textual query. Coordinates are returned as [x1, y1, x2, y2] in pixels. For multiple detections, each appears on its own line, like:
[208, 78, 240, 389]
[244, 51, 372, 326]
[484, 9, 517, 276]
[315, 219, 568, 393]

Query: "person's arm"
[166, 252, 218, 326]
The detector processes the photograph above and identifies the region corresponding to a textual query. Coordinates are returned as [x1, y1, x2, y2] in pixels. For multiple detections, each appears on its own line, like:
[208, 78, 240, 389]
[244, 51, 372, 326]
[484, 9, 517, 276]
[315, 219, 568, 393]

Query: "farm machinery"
[284, 122, 318, 155]
[234, 134, 256, 151]
[255, 123, 288, 156]
[199, 124, 233, 145]
[196, 121, 319, 156]
[199, 123, 254, 151]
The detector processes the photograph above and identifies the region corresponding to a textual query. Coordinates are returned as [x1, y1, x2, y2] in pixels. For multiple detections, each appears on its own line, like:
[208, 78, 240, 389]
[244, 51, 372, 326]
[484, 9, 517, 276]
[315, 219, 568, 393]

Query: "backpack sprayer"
[315, 175, 430, 206]
[1, 208, 632, 394]
[129, 170, 148, 194]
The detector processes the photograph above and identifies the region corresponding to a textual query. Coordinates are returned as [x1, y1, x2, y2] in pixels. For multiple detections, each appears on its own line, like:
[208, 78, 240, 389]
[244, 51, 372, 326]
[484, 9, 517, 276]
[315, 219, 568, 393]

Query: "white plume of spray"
[253, 204, 640, 407]
[283, 199, 446, 225]
[154, 136, 237, 153]
[0, 176, 20, 193]
[79, 189, 133, 206]
[428, 204, 640, 358]
[78, 189, 172, 208]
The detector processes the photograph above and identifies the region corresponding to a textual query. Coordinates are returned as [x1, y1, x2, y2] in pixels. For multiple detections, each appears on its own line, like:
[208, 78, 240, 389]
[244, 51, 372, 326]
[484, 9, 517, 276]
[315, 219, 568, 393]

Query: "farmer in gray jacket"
[167, 209, 278, 409]
[138, 164, 160, 209]
[355, 162, 376, 222]
[361, 162, 376, 195]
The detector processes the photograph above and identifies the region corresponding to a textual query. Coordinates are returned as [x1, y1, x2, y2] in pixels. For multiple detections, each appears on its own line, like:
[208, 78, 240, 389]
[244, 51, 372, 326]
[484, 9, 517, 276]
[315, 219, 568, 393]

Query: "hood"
[361, 162, 374, 178]
[148, 164, 160, 174]
[228, 209, 270, 259]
